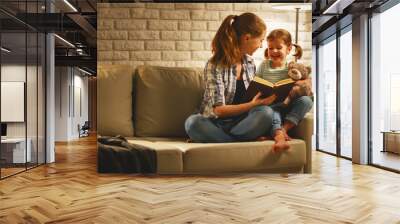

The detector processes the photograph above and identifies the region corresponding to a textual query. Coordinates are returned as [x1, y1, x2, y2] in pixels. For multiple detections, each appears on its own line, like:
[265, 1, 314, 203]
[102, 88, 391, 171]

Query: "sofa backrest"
[97, 64, 135, 137]
[134, 66, 204, 137]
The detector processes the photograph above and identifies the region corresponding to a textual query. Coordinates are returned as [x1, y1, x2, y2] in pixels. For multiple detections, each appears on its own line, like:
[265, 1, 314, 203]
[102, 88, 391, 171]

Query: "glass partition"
[0, 1, 46, 179]
[1, 10, 28, 177]
[317, 35, 337, 155]
[370, 3, 400, 171]
[339, 27, 352, 158]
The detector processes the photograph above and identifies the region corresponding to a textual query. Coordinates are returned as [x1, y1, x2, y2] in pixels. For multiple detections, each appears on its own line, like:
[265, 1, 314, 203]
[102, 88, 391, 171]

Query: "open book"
[242, 76, 295, 103]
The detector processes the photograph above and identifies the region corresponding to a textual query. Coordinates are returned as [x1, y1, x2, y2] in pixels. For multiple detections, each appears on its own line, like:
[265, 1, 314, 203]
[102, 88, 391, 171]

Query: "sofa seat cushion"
[171, 140, 306, 173]
[127, 138, 306, 174]
[126, 138, 184, 174]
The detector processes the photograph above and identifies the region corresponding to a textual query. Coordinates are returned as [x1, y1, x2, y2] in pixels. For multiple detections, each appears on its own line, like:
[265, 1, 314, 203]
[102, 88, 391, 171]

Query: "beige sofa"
[97, 65, 313, 174]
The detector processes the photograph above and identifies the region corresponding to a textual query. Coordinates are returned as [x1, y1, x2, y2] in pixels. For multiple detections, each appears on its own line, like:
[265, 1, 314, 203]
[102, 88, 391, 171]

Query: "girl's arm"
[214, 93, 276, 118]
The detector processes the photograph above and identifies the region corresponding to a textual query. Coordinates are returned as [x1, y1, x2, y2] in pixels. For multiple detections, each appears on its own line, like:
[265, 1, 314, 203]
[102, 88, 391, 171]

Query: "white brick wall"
[98, 3, 312, 69]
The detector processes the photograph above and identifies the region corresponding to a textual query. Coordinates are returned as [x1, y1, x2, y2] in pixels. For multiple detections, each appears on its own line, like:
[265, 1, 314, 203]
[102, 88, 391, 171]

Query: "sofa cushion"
[175, 140, 306, 173]
[134, 66, 204, 137]
[97, 65, 135, 137]
[127, 138, 184, 174]
[127, 138, 306, 174]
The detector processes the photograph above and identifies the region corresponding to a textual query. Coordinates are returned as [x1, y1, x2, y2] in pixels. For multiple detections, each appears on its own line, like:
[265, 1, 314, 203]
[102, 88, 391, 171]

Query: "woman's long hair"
[210, 12, 266, 68]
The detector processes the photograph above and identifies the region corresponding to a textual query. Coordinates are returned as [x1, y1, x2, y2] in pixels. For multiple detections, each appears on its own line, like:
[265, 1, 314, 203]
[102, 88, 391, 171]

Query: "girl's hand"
[252, 92, 277, 106]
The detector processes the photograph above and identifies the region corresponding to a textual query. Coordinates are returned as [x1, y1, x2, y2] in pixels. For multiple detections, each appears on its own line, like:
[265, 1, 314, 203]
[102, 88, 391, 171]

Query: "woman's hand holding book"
[251, 92, 277, 106]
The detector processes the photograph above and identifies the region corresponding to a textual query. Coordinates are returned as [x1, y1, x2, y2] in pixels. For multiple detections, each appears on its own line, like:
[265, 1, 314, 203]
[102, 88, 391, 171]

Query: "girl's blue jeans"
[270, 96, 313, 136]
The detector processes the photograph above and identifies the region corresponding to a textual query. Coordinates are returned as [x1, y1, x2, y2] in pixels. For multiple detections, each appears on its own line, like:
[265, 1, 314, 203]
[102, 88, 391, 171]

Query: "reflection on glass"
[340, 29, 352, 158]
[0, 1, 46, 179]
[1, 31, 27, 177]
[371, 3, 400, 171]
[318, 37, 337, 154]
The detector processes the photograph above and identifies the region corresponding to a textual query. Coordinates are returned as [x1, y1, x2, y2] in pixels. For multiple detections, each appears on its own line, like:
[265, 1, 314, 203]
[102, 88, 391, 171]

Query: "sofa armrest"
[291, 112, 314, 173]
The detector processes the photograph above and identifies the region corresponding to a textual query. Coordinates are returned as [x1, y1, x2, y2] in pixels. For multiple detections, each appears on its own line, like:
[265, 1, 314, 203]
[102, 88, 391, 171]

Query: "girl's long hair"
[210, 12, 266, 68]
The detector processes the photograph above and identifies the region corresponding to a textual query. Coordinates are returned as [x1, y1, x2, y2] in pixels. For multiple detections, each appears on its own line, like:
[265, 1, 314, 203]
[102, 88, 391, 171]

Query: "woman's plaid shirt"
[199, 54, 256, 118]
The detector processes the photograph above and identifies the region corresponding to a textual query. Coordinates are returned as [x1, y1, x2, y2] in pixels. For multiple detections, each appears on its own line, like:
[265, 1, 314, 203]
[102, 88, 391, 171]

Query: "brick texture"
[98, 3, 312, 68]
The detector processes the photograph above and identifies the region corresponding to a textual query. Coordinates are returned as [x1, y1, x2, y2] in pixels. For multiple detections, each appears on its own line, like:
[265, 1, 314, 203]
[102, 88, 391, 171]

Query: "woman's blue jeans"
[184, 105, 273, 143]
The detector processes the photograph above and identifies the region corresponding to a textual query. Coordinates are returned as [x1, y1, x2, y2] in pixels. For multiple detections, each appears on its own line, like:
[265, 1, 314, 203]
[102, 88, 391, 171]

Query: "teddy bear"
[282, 61, 313, 106]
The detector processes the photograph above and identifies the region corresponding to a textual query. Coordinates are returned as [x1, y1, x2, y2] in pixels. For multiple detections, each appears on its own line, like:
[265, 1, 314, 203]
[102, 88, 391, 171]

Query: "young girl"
[184, 13, 276, 143]
[256, 29, 313, 151]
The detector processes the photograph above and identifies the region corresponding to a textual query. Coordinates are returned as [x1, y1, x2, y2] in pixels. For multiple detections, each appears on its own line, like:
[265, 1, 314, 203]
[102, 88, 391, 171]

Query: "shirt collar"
[243, 54, 254, 64]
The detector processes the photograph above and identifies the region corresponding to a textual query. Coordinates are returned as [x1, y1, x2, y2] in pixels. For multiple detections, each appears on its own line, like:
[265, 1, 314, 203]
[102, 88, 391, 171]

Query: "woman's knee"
[251, 105, 273, 114]
[185, 114, 207, 134]
[250, 105, 273, 123]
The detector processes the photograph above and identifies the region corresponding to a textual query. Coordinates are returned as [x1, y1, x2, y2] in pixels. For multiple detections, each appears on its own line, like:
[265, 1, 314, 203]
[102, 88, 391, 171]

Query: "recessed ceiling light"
[271, 3, 312, 11]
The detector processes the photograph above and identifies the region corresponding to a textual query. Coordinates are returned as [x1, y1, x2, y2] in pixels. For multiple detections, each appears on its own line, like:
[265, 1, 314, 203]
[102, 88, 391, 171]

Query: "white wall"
[55, 67, 89, 141]
[55, 66, 69, 141]
[1, 65, 36, 137]
[1, 63, 46, 164]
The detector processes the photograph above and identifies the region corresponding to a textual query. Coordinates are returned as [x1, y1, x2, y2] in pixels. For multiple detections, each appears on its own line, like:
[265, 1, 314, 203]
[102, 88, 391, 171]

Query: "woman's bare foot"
[272, 130, 290, 152]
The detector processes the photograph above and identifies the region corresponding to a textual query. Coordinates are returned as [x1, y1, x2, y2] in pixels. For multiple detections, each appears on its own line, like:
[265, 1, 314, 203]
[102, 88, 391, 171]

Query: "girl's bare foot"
[272, 139, 290, 152]
[282, 128, 292, 141]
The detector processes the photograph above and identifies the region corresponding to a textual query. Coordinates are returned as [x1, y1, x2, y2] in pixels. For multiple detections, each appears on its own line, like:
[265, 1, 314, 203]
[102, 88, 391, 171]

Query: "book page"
[253, 76, 274, 87]
[275, 78, 295, 86]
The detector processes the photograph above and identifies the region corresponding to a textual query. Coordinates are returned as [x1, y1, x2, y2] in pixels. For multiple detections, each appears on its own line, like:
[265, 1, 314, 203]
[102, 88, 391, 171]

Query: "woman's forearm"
[213, 102, 257, 118]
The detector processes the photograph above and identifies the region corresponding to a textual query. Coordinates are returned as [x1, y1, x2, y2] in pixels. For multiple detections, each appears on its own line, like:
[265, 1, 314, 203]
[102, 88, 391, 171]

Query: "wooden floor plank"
[1, 135, 400, 223]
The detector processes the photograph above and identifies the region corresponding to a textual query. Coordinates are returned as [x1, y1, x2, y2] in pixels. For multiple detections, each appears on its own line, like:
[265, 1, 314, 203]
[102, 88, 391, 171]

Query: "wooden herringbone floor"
[1, 135, 400, 224]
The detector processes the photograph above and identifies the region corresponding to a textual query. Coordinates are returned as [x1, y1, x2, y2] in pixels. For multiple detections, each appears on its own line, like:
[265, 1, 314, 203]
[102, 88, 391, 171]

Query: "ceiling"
[312, 0, 390, 43]
[0, 0, 97, 74]
[1, 0, 396, 74]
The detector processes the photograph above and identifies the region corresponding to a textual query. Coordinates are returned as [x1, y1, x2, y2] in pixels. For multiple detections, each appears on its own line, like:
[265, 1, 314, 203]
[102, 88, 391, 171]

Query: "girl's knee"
[297, 96, 313, 108]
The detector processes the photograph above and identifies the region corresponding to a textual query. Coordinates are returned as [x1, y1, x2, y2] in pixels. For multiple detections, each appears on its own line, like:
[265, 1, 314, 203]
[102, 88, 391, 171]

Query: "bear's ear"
[306, 66, 311, 74]
[288, 61, 295, 68]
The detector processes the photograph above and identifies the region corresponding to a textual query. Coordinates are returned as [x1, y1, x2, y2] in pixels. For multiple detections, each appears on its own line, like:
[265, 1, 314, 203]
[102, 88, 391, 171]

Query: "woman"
[184, 12, 276, 143]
